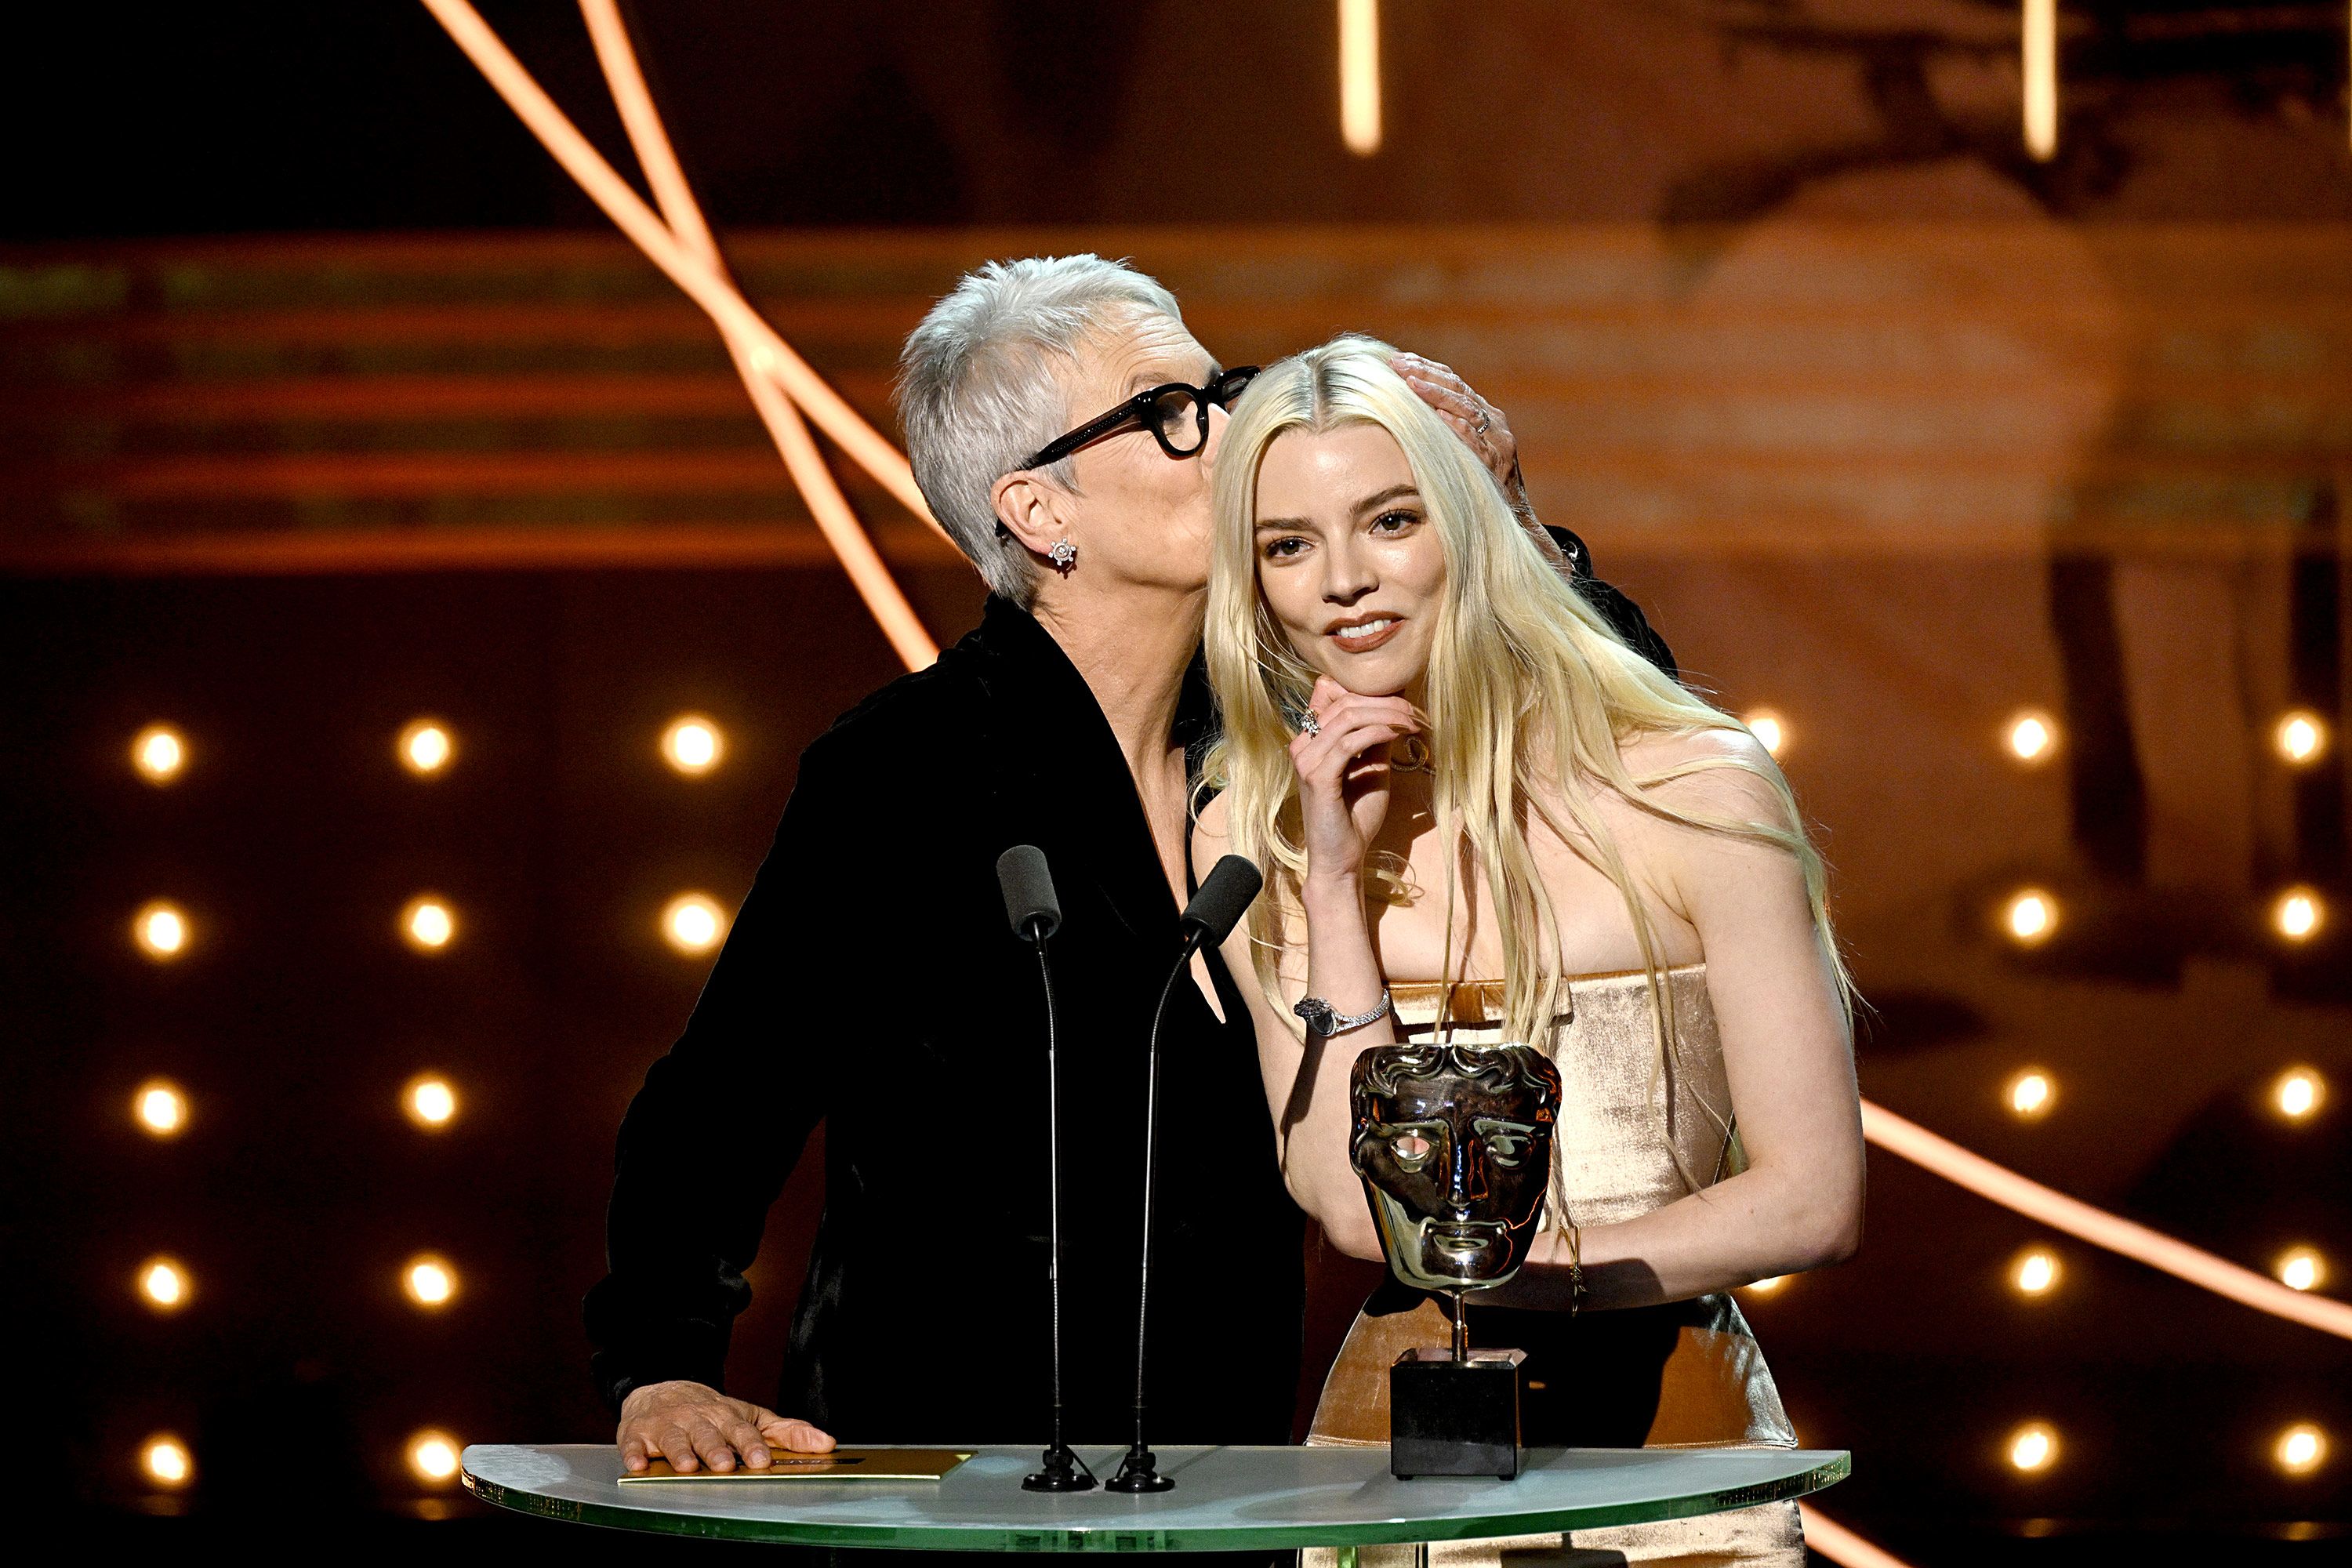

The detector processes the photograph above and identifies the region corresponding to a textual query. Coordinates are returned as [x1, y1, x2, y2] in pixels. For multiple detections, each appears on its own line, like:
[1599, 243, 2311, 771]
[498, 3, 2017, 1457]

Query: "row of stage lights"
[125, 714, 740, 960]
[1740, 1058, 2339, 1483]
[1738, 704, 2339, 946]
[129, 1068, 472, 1494]
[119, 717, 731, 1499]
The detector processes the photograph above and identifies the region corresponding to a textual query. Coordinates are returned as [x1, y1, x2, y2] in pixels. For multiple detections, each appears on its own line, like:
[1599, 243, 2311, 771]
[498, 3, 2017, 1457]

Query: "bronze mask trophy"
[1351, 1041, 1563, 1479]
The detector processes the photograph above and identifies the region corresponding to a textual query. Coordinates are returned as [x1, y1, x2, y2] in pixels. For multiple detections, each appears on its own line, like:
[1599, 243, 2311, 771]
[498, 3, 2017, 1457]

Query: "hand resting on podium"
[617, 1379, 837, 1474]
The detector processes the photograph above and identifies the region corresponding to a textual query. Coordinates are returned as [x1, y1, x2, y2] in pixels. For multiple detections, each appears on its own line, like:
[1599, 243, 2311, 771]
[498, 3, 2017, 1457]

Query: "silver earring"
[1048, 538, 1077, 572]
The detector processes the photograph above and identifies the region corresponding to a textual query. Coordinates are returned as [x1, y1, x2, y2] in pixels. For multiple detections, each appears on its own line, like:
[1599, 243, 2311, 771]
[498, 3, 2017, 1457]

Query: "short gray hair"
[896, 255, 1184, 603]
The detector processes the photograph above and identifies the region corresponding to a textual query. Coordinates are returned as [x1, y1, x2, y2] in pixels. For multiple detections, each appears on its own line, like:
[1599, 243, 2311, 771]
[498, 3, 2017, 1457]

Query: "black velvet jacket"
[585, 532, 1672, 1446]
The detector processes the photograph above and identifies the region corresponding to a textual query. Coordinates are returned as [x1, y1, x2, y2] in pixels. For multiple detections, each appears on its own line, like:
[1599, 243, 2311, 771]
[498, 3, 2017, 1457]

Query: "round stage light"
[2274, 710, 2328, 767]
[662, 715, 724, 775]
[404, 1255, 457, 1308]
[2003, 710, 2058, 764]
[2002, 889, 2057, 946]
[141, 1434, 192, 1488]
[2276, 1247, 2326, 1293]
[402, 897, 455, 952]
[138, 1256, 189, 1311]
[405, 1075, 456, 1129]
[132, 725, 187, 784]
[2274, 1422, 2329, 1476]
[408, 1430, 462, 1484]
[1740, 710, 1787, 759]
[2274, 1068, 2326, 1120]
[662, 892, 727, 955]
[133, 902, 189, 960]
[399, 720, 454, 776]
[2007, 1069, 2055, 1119]
[134, 1080, 187, 1138]
[2272, 888, 2324, 943]
[2012, 1247, 2060, 1296]
[2006, 1421, 2059, 1473]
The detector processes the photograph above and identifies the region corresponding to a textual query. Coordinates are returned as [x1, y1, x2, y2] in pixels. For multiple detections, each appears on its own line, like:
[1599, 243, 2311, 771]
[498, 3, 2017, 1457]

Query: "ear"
[991, 470, 1069, 562]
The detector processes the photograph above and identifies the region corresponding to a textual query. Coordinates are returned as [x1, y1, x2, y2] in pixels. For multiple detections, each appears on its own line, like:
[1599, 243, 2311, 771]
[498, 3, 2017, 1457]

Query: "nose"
[1322, 531, 1377, 607]
[1444, 1134, 1489, 1217]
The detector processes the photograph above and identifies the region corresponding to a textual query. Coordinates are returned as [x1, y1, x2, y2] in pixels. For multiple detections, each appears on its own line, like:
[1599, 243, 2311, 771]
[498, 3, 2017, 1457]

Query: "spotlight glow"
[662, 892, 727, 955]
[2275, 1422, 2329, 1476]
[141, 1434, 192, 1487]
[2274, 1068, 2325, 1120]
[402, 898, 455, 952]
[405, 1255, 457, 1308]
[139, 1256, 189, 1311]
[2002, 889, 2057, 946]
[2273, 888, 2324, 943]
[2277, 1247, 2326, 1293]
[1742, 709, 1788, 758]
[2007, 1421, 2059, 1472]
[132, 725, 187, 783]
[2022, 0, 2058, 162]
[2012, 1247, 2060, 1295]
[661, 715, 724, 775]
[405, 1075, 456, 1128]
[1338, 0, 1382, 156]
[2004, 710, 2058, 764]
[134, 902, 189, 960]
[400, 719, 454, 775]
[2007, 1069, 2055, 1119]
[1744, 1275, 1788, 1295]
[2274, 710, 2328, 766]
[408, 1430, 462, 1484]
[134, 1080, 188, 1137]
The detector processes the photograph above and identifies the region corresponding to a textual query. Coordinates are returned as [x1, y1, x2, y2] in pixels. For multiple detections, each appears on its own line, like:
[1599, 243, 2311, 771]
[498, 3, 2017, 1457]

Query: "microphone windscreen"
[996, 844, 1062, 942]
[1181, 855, 1263, 946]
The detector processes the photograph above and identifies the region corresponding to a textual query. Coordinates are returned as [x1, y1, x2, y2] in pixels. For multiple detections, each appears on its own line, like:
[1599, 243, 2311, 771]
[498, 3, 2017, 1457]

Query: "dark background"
[7, 4, 2352, 1563]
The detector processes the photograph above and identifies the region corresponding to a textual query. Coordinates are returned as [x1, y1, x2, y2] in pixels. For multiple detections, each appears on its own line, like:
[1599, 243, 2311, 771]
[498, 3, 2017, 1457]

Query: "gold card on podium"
[618, 1448, 973, 1483]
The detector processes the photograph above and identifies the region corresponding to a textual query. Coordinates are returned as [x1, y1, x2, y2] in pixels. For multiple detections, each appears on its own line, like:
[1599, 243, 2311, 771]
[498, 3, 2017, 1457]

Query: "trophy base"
[1389, 1345, 1526, 1479]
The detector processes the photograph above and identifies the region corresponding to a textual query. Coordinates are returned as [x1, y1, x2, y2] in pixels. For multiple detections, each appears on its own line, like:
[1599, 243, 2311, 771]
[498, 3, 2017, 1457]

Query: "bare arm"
[1193, 677, 1418, 1253]
[1483, 739, 1864, 1310]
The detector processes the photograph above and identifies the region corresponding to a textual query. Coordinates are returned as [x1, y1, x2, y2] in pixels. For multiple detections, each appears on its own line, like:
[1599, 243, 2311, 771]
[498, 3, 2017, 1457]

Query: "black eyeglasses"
[1020, 365, 1260, 471]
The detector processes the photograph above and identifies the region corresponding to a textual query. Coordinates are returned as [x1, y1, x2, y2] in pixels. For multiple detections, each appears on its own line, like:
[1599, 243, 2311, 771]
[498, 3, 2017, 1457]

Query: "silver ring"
[1475, 412, 1491, 434]
[1298, 710, 1322, 737]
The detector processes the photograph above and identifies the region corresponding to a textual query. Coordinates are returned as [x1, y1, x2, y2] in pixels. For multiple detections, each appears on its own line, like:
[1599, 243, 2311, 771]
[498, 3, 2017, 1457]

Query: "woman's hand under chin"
[1291, 675, 1422, 884]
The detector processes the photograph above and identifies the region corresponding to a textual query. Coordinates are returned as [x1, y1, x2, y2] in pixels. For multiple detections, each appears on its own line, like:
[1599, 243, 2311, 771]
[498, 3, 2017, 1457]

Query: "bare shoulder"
[1615, 724, 1791, 829]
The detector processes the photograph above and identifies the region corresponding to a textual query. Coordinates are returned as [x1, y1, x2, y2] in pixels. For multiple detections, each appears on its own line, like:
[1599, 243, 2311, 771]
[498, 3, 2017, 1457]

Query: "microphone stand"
[1022, 917, 1094, 1493]
[1105, 931, 1200, 1494]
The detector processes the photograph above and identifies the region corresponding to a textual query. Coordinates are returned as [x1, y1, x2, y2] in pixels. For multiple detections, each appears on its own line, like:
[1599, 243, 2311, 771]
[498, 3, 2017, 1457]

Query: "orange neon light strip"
[572, 0, 935, 670]
[418, 0, 942, 661]
[1799, 1504, 1915, 1568]
[1864, 1100, 2352, 1340]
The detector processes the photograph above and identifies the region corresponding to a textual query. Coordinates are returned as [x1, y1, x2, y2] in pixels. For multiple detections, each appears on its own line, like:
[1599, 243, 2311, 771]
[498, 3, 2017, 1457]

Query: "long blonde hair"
[1202, 336, 1849, 1185]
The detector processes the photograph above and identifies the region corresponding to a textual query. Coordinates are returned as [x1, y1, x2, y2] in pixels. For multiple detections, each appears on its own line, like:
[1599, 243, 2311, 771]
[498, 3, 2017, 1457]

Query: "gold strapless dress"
[1302, 964, 1804, 1568]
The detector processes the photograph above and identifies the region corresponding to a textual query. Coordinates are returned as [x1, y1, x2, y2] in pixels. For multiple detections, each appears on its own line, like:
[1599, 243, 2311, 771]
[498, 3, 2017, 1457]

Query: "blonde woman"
[1192, 337, 1863, 1568]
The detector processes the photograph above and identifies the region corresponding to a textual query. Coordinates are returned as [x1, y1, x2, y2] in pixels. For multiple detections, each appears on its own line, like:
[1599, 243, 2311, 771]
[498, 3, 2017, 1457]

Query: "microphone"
[996, 846, 1093, 1494]
[1106, 855, 1263, 1494]
[1181, 855, 1264, 951]
[997, 843, 1062, 943]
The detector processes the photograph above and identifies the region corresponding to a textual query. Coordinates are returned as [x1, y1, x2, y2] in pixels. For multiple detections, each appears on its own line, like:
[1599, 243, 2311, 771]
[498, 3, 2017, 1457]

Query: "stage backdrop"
[5, 222, 2347, 1548]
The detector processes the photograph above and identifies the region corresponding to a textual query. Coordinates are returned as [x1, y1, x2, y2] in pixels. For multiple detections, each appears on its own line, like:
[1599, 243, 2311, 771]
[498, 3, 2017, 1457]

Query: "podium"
[462, 1443, 1848, 1555]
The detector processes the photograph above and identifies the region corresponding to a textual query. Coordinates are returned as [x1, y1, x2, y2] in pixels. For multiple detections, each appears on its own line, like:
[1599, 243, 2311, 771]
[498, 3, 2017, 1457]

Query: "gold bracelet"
[1563, 1218, 1588, 1316]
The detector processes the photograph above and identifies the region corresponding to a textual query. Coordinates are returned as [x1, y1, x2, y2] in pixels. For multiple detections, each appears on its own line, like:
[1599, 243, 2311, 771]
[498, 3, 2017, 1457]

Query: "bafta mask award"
[1351, 1041, 1562, 1479]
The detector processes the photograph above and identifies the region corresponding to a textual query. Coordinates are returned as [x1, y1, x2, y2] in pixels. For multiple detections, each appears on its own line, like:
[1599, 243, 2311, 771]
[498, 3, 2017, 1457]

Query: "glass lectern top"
[462, 1443, 1849, 1552]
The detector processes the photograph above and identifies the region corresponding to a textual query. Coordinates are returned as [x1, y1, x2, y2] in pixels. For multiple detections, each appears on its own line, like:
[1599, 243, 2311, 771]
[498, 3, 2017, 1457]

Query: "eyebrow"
[1258, 483, 1425, 532]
